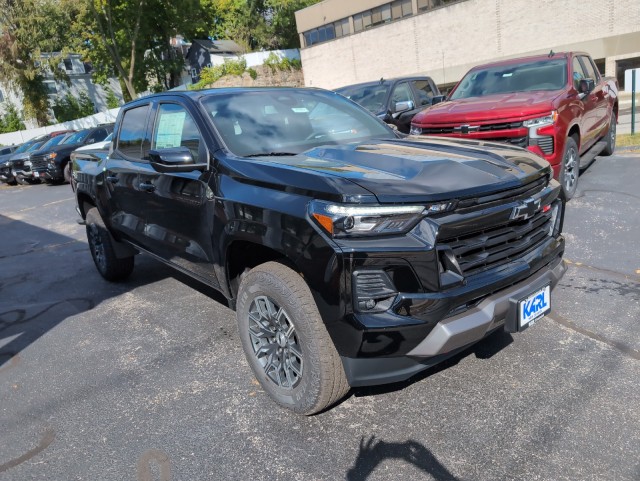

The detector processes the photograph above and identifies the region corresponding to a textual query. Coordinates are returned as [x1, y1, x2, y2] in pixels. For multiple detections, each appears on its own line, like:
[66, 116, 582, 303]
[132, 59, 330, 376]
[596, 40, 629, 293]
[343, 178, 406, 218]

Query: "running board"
[579, 140, 607, 169]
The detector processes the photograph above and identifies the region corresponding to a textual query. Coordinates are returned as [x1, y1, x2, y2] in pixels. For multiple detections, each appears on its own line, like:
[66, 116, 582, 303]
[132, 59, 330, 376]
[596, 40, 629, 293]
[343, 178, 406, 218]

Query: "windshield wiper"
[244, 152, 298, 158]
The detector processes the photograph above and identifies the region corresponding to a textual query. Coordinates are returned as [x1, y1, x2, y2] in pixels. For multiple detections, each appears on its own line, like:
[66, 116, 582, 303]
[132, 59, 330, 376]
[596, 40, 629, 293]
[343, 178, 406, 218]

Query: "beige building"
[295, 0, 640, 91]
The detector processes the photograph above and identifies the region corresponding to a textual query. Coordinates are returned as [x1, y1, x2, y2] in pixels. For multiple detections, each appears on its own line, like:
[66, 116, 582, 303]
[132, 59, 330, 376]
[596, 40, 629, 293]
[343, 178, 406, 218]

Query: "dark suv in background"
[0, 131, 74, 185]
[31, 125, 113, 184]
[335, 76, 443, 133]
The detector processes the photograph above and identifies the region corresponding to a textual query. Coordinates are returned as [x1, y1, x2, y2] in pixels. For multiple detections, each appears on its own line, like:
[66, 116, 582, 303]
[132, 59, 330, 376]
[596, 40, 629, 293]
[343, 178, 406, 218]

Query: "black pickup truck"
[74, 88, 566, 414]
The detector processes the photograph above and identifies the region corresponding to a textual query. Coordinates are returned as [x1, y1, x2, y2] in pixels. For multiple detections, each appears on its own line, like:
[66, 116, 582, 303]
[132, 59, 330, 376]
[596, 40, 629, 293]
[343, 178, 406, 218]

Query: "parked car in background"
[31, 124, 113, 184]
[0, 131, 74, 185]
[0, 144, 21, 156]
[410, 52, 619, 199]
[336, 76, 443, 133]
[13, 131, 75, 185]
[74, 87, 566, 414]
[70, 133, 113, 192]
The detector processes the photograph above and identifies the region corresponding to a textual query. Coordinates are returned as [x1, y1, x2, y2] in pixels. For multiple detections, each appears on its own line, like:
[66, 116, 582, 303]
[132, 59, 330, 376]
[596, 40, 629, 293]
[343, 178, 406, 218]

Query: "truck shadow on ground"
[351, 329, 514, 399]
[346, 435, 462, 481]
[0, 214, 229, 370]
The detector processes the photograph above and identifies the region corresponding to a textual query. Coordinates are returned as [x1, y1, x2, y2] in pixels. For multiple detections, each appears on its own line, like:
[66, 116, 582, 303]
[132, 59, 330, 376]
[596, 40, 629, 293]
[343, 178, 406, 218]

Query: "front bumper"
[341, 255, 566, 387]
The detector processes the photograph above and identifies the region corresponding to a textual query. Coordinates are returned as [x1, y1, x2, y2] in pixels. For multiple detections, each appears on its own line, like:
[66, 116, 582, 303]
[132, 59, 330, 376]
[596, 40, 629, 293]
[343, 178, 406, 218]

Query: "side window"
[92, 128, 108, 142]
[412, 80, 435, 106]
[390, 82, 413, 109]
[580, 56, 599, 82]
[117, 105, 150, 158]
[152, 103, 203, 163]
[572, 58, 587, 91]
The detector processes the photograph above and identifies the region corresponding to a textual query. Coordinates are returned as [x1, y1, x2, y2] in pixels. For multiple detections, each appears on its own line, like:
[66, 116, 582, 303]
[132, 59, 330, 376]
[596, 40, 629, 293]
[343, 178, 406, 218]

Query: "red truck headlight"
[523, 111, 558, 128]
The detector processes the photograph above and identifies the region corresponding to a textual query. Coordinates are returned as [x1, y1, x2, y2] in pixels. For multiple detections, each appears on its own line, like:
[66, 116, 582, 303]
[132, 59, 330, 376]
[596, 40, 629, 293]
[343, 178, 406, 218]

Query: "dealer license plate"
[518, 285, 550, 328]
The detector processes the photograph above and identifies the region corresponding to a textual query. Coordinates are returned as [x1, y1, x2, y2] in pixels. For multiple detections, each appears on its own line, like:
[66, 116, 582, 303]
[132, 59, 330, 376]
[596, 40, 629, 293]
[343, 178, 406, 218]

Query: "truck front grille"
[30, 155, 48, 171]
[439, 209, 553, 277]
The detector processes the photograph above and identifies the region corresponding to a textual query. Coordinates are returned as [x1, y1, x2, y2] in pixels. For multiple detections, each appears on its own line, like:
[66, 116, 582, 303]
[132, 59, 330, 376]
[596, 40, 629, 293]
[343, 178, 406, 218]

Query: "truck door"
[139, 101, 219, 288]
[572, 57, 597, 151]
[389, 81, 418, 133]
[104, 103, 152, 247]
[579, 55, 609, 140]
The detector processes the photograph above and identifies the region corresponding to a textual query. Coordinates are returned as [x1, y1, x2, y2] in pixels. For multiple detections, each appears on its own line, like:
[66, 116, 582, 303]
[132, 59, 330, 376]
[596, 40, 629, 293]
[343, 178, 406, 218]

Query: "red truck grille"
[421, 121, 524, 135]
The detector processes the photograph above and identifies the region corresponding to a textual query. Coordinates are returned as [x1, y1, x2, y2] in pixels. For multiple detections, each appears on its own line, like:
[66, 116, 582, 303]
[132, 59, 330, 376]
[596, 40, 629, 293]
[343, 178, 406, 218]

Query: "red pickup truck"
[410, 52, 619, 199]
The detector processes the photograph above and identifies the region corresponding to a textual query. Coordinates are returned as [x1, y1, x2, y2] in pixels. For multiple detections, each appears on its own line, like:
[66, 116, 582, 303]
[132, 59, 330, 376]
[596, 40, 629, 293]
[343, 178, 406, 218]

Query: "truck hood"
[246, 138, 550, 203]
[413, 90, 562, 125]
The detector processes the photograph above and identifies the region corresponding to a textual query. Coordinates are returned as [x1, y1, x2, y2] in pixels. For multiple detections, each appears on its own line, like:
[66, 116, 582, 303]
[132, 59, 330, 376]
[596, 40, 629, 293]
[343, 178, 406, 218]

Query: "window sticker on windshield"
[291, 108, 309, 113]
[155, 111, 186, 148]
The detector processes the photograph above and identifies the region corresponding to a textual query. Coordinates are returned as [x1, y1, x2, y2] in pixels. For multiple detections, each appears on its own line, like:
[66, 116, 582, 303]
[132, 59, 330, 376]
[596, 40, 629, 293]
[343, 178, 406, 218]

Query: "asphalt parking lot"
[1, 152, 639, 481]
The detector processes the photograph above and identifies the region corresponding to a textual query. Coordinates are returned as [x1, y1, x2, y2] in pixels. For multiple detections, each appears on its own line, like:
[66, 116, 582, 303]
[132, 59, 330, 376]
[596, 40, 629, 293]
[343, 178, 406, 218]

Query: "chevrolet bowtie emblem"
[453, 124, 480, 134]
[511, 198, 541, 221]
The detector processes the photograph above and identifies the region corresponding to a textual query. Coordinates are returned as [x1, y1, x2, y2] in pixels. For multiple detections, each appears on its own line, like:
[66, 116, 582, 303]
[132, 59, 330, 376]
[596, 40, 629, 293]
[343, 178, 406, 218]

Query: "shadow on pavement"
[352, 329, 514, 399]
[346, 435, 461, 481]
[0, 214, 226, 369]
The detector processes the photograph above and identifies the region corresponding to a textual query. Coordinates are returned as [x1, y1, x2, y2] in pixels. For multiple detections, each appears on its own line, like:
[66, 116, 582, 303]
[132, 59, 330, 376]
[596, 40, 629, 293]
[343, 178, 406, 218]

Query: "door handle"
[139, 182, 156, 193]
[106, 176, 119, 184]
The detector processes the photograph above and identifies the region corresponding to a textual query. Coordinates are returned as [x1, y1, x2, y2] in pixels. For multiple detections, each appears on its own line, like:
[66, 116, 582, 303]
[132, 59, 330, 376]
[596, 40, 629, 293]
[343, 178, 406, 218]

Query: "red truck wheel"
[560, 137, 579, 200]
[601, 114, 616, 156]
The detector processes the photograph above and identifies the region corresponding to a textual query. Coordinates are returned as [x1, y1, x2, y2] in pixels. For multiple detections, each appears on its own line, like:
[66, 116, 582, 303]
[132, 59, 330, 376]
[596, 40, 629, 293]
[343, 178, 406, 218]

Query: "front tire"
[85, 207, 134, 281]
[601, 114, 616, 156]
[236, 262, 349, 415]
[63, 162, 71, 183]
[560, 136, 580, 200]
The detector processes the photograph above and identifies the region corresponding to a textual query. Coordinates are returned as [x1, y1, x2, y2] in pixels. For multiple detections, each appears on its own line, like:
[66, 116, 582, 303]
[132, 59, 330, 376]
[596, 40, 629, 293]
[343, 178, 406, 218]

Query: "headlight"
[309, 201, 454, 238]
[409, 125, 423, 135]
[45, 152, 57, 160]
[523, 111, 558, 128]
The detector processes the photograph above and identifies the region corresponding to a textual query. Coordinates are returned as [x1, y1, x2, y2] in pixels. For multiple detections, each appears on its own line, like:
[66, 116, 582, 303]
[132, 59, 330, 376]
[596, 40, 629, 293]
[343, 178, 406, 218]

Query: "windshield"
[449, 59, 568, 100]
[13, 141, 36, 154]
[63, 130, 91, 145]
[201, 89, 394, 157]
[336, 83, 390, 113]
[27, 140, 47, 152]
[40, 134, 68, 150]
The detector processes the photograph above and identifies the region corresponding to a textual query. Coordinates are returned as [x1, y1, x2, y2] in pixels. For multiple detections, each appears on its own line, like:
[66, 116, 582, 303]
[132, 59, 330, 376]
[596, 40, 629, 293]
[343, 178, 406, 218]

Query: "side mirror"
[393, 100, 414, 114]
[86, 138, 95, 144]
[149, 147, 206, 173]
[579, 78, 595, 94]
[431, 95, 446, 105]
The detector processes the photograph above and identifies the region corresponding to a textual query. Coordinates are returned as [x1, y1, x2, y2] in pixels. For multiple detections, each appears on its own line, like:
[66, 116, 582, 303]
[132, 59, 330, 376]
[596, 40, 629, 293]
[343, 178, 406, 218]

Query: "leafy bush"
[248, 68, 258, 80]
[104, 87, 121, 109]
[0, 103, 26, 133]
[263, 52, 302, 73]
[51, 91, 95, 122]
[192, 58, 249, 89]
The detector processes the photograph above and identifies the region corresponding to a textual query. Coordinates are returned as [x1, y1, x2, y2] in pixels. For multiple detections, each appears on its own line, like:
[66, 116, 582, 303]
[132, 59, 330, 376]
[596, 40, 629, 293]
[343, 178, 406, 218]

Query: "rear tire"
[236, 261, 349, 415]
[601, 113, 616, 156]
[85, 207, 134, 282]
[560, 136, 580, 200]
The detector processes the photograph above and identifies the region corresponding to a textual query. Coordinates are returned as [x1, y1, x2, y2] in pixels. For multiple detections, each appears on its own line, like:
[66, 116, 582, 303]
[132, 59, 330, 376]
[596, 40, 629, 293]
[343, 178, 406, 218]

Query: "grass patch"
[618, 133, 640, 147]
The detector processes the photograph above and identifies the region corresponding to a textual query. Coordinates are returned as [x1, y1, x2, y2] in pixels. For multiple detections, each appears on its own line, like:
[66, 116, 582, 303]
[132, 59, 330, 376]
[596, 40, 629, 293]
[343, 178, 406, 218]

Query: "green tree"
[267, 0, 321, 48]
[201, 0, 321, 51]
[0, 0, 80, 126]
[74, 0, 205, 98]
[51, 91, 95, 122]
[0, 103, 26, 133]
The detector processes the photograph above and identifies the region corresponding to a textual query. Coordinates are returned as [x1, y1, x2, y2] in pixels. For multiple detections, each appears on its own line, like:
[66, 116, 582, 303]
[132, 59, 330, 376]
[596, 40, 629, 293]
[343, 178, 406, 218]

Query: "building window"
[304, 18, 347, 47]
[63, 58, 73, 71]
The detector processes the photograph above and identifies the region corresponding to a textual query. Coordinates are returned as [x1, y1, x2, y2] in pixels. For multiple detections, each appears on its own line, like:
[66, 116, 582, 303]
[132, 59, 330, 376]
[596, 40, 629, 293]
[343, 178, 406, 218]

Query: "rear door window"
[117, 105, 150, 159]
